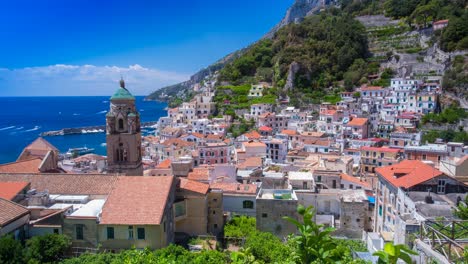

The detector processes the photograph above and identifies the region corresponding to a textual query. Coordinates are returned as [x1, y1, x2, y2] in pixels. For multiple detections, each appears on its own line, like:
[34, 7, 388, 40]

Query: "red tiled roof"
[161, 138, 195, 148]
[0, 174, 118, 195]
[243, 141, 267, 148]
[259, 126, 273, 132]
[281, 129, 297, 136]
[18, 137, 58, 161]
[347, 117, 368, 126]
[340, 173, 371, 189]
[434, 19, 449, 25]
[210, 182, 257, 195]
[100, 176, 174, 225]
[243, 130, 261, 140]
[361, 85, 383, 91]
[237, 157, 262, 169]
[0, 182, 29, 200]
[376, 160, 445, 189]
[156, 159, 172, 169]
[178, 178, 209, 194]
[187, 167, 212, 182]
[0, 198, 29, 226]
[361, 146, 401, 153]
[0, 158, 42, 173]
[191, 132, 205, 139]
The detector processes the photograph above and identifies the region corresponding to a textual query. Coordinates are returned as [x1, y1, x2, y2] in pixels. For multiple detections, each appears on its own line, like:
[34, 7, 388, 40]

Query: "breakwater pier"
[40, 121, 158, 136]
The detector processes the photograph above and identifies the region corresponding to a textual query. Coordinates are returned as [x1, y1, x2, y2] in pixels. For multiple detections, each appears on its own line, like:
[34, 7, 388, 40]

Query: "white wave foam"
[102, 100, 109, 103]
[81, 129, 105, 134]
[73, 113, 81, 116]
[0, 126, 15, 131]
[140, 109, 145, 111]
[25, 126, 40, 132]
[15, 126, 24, 130]
[100, 143, 107, 147]
[96, 110, 107, 114]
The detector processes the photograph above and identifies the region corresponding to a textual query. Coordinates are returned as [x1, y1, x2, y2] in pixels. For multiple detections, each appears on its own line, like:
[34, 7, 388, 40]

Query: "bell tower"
[106, 79, 143, 175]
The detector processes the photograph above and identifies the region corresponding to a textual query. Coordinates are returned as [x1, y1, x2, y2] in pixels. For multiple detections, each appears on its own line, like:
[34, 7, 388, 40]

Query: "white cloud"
[0, 64, 189, 96]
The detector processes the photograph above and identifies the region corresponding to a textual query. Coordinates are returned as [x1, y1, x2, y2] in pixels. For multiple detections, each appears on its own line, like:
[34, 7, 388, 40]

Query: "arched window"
[242, 200, 254, 209]
[118, 118, 124, 130]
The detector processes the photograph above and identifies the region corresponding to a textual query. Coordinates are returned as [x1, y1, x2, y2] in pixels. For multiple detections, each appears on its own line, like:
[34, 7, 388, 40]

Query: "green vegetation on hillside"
[443, 55, 468, 100]
[219, 10, 369, 94]
[422, 105, 467, 124]
[422, 129, 468, 144]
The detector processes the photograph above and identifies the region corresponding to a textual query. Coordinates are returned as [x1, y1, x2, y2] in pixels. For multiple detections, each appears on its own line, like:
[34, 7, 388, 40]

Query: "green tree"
[0, 235, 24, 264]
[224, 216, 257, 238]
[244, 232, 291, 263]
[373, 243, 418, 264]
[411, 2, 438, 28]
[454, 195, 468, 220]
[25, 234, 71, 264]
[284, 205, 340, 263]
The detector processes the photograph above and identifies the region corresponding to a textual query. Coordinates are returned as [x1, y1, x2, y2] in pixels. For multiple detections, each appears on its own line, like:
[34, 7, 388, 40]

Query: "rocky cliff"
[264, 0, 336, 38]
[145, 0, 335, 101]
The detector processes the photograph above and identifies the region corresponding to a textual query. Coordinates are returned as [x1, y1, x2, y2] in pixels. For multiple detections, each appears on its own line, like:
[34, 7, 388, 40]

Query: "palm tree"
[373, 243, 418, 264]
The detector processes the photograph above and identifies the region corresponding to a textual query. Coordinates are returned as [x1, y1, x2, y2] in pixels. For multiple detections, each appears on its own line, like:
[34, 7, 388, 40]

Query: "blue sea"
[0, 97, 167, 164]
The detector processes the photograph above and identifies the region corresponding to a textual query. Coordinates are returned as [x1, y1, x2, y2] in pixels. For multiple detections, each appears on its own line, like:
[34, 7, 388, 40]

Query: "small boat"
[66, 146, 95, 157]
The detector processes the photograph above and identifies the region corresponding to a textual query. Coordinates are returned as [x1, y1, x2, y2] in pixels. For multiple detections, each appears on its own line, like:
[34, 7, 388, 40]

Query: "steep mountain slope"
[145, 0, 335, 101]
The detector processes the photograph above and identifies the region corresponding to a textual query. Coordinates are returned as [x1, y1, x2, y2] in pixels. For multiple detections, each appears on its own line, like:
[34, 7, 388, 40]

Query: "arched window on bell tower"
[118, 118, 124, 131]
[115, 143, 128, 162]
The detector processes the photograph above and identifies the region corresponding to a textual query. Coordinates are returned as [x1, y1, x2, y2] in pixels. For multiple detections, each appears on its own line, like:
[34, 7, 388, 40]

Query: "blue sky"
[0, 0, 293, 96]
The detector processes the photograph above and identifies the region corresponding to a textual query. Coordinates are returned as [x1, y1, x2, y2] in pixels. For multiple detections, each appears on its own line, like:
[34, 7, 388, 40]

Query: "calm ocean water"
[0, 96, 167, 164]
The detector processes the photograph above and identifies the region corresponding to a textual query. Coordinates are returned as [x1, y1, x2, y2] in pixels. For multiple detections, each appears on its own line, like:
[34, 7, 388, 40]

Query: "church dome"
[110, 79, 135, 100]
[111, 87, 135, 101]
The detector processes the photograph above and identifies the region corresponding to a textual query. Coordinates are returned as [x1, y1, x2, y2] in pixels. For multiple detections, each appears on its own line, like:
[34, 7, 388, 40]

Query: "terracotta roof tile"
[210, 182, 257, 195]
[187, 167, 212, 182]
[161, 138, 195, 148]
[178, 178, 209, 194]
[281, 129, 297, 136]
[100, 176, 174, 225]
[0, 198, 29, 226]
[340, 173, 371, 189]
[243, 130, 261, 140]
[347, 117, 368, 126]
[243, 141, 267, 148]
[237, 157, 263, 170]
[18, 137, 58, 161]
[361, 146, 401, 153]
[0, 158, 42, 173]
[259, 126, 272, 132]
[0, 174, 118, 195]
[156, 159, 172, 169]
[0, 182, 29, 200]
[376, 160, 445, 189]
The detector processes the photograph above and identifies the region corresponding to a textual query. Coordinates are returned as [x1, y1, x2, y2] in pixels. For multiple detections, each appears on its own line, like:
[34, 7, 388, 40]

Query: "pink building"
[344, 117, 369, 139]
[198, 142, 229, 165]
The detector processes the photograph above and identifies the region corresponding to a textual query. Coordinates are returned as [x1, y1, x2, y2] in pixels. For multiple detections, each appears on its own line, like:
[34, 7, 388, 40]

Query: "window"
[137, 228, 145, 240]
[422, 154, 427, 160]
[128, 226, 133, 239]
[54, 229, 59, 234]
[107, 227, 114, 239]
[75, 225, 83, 240]
[317, 176, 322, 182]
[214, 224, 218, 229]
[262, 213, 268, 218]
[243, 200, 254, 209]
[378, 205, 383, 216]
[118, 118, 124, 130]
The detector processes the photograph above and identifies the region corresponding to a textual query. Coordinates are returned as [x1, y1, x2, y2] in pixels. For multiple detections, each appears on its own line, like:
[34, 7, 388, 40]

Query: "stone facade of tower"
[106, 80, 143, 176]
